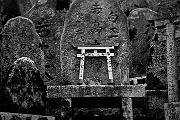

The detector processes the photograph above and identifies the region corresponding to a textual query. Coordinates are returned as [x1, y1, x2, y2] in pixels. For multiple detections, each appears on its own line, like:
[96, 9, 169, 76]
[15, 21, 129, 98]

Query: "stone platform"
[47, 85, 146, 98]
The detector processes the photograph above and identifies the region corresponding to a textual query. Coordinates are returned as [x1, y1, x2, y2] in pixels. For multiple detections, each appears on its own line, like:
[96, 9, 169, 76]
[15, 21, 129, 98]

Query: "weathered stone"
[166, 22, 179, 102]
[122, 98, 133, 120]
[119, 0, 178, 19]
[5, 57, 46, 114]
[0, 112, 55, 120]
[47, 85, 146, 98]
[24, 0, 66, 85]
[61, 0, 129, 84]
[146, 90, 168, 119]
[149, 27, 167, 85]
[147, 0, 178, 19]
[128, 8, 157, 77]
[119, 0, 149, 15]
[164, 102, 180, 120]
[0, 16, 45, 80]
[17, 0, 33, 15]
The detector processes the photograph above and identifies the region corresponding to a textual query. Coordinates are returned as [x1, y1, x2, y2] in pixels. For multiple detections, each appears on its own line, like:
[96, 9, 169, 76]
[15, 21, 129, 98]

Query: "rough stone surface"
[0, 112, 55, 120]
[149, 21, 167, 87]
[24, 0, 66, 85]
[47, 85, 146, 98]
[1, 16, 45, 82]
[128, 8, 156, 78]
[61, 0, 129, 85]
[150, 18, 180, 88]
[164, 102, 180, 120]
[146, 90, 168, 119]
[4, 57, 46, 114]
[17, 0, 33, 16]
[119, 0, 178, 18]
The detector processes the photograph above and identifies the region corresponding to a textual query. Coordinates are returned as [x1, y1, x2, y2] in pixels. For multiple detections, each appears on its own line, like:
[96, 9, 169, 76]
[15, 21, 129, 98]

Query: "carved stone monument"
[61, 0, 129, 85]
[23, 0, 65, 85]
[1, 16, 45, 80]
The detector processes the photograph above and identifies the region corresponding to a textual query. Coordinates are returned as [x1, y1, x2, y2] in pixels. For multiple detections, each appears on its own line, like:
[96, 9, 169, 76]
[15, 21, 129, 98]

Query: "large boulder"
[61, 0, 130, 85]
[4, 57, 46, 114]
[0, 16, 45, 82]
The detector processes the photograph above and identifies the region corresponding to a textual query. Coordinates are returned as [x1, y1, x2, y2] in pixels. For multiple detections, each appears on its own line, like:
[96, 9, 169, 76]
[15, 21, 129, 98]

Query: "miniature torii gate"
[75, 43, 118, 84]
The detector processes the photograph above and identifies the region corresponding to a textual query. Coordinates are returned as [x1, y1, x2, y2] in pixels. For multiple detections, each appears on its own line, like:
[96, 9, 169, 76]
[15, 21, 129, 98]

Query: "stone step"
[0, 112, 55, 120]
[47, 85, 146, 98]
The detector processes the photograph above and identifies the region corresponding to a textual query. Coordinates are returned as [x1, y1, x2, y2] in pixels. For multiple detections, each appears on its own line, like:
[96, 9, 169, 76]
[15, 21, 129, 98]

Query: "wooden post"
[166, 22, 179, 102]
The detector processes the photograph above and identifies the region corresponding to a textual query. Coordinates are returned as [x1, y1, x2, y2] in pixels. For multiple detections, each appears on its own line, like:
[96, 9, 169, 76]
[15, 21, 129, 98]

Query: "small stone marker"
[1, 16, 45, 80]
[0, 112, 55, 120]
[61, 0, 129, 85]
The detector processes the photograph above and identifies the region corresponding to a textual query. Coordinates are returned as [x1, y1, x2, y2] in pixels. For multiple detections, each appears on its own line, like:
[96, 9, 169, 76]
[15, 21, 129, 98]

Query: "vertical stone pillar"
[122, 67, 133, 120]
[166, 22, 179, 102]
[122, 97, 133, 120]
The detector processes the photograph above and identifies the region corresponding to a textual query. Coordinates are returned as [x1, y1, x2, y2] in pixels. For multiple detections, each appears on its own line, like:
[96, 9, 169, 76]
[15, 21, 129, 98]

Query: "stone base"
[164, 102, 180, 120]
[0, 112, 55, 120]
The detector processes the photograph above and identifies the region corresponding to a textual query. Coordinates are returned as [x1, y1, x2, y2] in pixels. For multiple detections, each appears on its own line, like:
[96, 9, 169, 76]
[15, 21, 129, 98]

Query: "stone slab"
[164, 102, 180, 120]
[61, 0, 129, 85]
[1, 16, 45, 79]
[24, 0, 63, 84]
[128, 8, 156, 78]
[47, 85, 146, 98]
[0, 112, 55, 120]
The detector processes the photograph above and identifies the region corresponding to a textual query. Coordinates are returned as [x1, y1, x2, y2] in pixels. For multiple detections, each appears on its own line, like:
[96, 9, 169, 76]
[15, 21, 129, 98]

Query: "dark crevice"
[56, 0, 71, 11]
[129, 28, 137, 41]
[146, 72, 166, 90]
[124, 9, 131, 16]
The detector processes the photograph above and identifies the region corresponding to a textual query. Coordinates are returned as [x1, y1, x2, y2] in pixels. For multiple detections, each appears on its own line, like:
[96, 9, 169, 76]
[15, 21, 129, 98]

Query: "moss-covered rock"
[3, 57, 46, 114]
